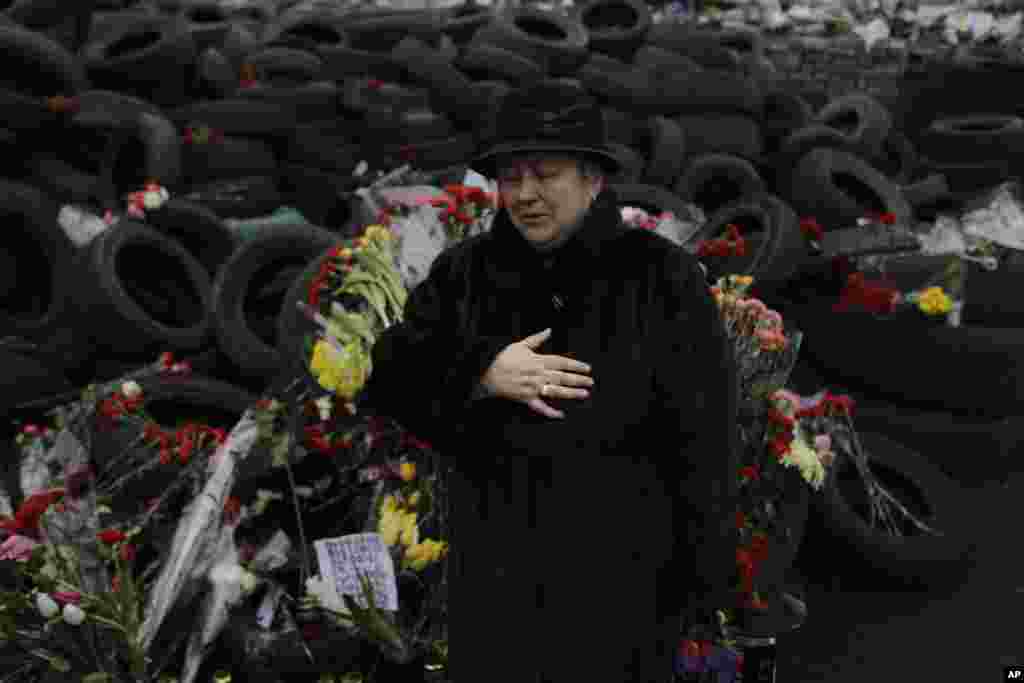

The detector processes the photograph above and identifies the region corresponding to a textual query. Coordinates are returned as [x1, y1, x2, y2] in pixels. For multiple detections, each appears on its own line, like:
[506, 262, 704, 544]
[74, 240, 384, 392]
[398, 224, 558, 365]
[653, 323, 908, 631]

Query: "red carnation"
[98, 529, 127, 545]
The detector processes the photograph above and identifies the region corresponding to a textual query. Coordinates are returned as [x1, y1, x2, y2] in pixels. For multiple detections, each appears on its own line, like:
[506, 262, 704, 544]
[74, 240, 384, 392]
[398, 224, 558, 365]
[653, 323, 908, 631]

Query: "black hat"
[471, 79, 621, 179]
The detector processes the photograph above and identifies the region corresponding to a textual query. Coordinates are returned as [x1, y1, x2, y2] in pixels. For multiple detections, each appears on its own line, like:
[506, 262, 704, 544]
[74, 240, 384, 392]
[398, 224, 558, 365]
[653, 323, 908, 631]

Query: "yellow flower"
[380, 494, 400, 516]
[339, 247, 353, 260]
[407, 491, 422, 508]
[402, 538, 448, 572]
[310, 339, 370, 400]
[399, 510, 419, 547]
[916, 287, 953, 316]
[378, 507, 403, 547]
[310, 340, 343, 393]
[399, 462, 416, 482]
[365, 224, 392, 242]
[356, 236, 371, 249]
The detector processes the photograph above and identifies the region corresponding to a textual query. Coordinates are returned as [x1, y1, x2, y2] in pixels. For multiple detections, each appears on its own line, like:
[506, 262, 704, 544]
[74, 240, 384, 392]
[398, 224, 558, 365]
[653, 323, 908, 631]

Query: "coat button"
[552, 294, 564, 311]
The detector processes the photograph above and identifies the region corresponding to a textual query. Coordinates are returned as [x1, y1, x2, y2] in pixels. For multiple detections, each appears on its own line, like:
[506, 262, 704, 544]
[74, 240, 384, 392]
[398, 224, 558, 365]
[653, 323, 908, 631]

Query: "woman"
[361, 79, 740, 683]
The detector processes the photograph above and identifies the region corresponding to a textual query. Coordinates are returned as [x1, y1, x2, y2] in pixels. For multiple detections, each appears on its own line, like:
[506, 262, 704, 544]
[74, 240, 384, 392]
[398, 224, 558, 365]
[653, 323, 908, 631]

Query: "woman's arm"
[654, 248, 741, 614]
[359, 243, 513, 451]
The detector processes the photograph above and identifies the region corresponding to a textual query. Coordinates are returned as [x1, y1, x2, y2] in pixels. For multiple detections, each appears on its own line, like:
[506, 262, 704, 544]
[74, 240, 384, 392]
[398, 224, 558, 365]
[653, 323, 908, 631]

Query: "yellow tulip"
[399, 511, 419, 548]
[380, 494, 400, 516]
[917, 287, 952, 316]
[399, 462, 416, 482]
[378, 508, 403, 547]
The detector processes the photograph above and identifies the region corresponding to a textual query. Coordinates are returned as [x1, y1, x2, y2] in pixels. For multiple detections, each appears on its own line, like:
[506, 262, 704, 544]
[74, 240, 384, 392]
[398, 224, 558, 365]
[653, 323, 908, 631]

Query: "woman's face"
[495, 154, 604, 252]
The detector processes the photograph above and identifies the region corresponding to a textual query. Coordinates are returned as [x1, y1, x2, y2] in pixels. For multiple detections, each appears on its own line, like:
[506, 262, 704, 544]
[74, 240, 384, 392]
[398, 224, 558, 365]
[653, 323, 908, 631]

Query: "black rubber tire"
[87, 373, 257, 521]
[218, 22, 263, 65]
[337, 8, 443, 51]
[73, 107, 184, 192]
[674, 153, 766, 215]
[75, 89, 167, 123]
[77, 219, 213, 355]
[961, 252, 1024, 329]
[0, 24, 86, 96]
[211, 223, 340, 381]
[786, 147, 913, 232]
[849, 394, 1022, 487]
[456, 41, 543, 86]
[761, 89, 813, 157]
[242, 45, 324, 83]
[646, 69, 762, 119]
[579, 0, 650, 62]
[609, 182, 695, 218]
[922, 157, 1011, 199]
[774, 124, 852, 182]
[675, 113, 762, 164]
[169, 98, 302, 139]
[917, 114, 1024, 165]
[816, 93, 893, 160]
[192, 46, 237, 99]
[391, 35, 478, 129]
[284, 120, 360, 174]
[806, 432, 976, 589]
[901, 173, 950, 210]
[602, 106, 637, 147]
[645, 23, 742, 71]
[231, 80, 341, 123]
[82, 14, 198, 107]
[0, 347, 72, 417]
[365, 107, 455, 144]
[340, 77, 431, 117]
[24, 156, 108, 209]
[263, 11, 347, 54]
[276, 163, 360, 232]
[470, 7, 590, 77]
[577, 55, 651, 110]
[469, 78, 511, 140]
[606, 142, 645, 184]
[632, 44, 700, 75]
[691, 193, 807, 286]
[872, 129, 918, 186]
[439, 1, 495, 46]
[777, 296, 1024, 419]
[633, 116, 686, 189]
[381, 132, 475, 172]
[144, 198, 237, 278]
[0, 181, 79, 344]
[178, 1, 231, 51]
[181, 134, 278, 185]
[181, 175, 284, 219]
[0, 87, 65, 135]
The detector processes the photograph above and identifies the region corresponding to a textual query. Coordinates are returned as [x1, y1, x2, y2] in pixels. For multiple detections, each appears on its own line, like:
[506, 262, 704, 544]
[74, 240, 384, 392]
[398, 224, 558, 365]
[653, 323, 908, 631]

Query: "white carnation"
[35, 593, 59, 619]
[121, 381, 142, 399]
[62, 603, 85, 626]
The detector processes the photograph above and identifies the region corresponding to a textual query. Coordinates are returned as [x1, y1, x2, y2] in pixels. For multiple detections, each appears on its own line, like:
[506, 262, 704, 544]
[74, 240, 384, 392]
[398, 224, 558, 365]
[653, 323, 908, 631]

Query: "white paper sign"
[314, 533, 399, 613]
[58, 205, 111, 248]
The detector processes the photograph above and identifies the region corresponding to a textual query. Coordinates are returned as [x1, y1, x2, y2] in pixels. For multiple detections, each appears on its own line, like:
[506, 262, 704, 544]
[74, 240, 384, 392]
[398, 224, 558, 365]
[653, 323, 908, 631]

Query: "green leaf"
[83, 673, 114, 683]
[270, 433, 294, 468]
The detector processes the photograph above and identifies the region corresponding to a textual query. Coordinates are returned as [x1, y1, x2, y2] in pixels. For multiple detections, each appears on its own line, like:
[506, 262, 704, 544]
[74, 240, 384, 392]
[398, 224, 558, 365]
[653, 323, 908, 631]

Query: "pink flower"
[126, 204, 145, 219]
[772, 389, 803, 415]
[0, 534, 40, 561]
[52, 591, 82, 605]
[22, 424, 40, 435]
[814, 434, 832, 453]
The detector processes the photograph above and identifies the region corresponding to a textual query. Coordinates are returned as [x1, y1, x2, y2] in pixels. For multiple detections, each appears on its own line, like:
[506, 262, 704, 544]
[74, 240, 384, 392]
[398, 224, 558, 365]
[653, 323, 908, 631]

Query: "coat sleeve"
[653, 247, 741, 615]
[358, 243, 516, 453]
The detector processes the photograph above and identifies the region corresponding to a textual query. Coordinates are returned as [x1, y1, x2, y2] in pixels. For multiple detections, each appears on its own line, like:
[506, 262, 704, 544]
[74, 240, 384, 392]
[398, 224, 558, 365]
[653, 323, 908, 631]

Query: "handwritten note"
[314, 533, 398, 613]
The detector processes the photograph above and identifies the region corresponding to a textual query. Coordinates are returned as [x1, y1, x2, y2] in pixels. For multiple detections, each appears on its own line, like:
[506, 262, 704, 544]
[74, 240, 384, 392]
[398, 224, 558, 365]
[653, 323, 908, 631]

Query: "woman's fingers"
[552, 370, 595, 388]
[544, 354, 591, 375]
[525, 397, 565, 419]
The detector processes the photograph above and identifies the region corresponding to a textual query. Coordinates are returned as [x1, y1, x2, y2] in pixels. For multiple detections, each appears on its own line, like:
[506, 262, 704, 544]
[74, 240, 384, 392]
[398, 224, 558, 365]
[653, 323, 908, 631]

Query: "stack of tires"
[0, 0, 1017, 610]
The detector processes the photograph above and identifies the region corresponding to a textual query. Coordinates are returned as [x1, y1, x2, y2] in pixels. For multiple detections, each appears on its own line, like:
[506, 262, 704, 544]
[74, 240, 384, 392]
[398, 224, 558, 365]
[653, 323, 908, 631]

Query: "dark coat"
[361, 188, 740, 683]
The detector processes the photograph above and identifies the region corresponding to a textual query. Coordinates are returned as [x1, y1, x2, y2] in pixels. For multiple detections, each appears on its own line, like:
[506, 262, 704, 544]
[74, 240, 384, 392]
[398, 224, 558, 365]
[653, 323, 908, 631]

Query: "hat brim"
[470, 142, 622, 179]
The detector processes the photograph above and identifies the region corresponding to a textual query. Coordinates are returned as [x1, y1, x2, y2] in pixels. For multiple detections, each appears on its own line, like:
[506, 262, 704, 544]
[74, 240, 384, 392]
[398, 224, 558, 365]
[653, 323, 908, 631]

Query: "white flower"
[121, 381, 142, 399]
[62, 603, 85, 626]
[35, 593, 59, 619]
[239, 568, 258, 595]
[305, 575, 353, 623]
[782, 428, 826, 490]
[142, 190, 164, 210]
[316, 396, 333, 421]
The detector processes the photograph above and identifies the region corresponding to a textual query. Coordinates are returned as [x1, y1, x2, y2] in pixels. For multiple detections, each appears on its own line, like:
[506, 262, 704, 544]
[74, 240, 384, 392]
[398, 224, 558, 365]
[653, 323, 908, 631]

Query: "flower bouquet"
[619, 204, 706, 247]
